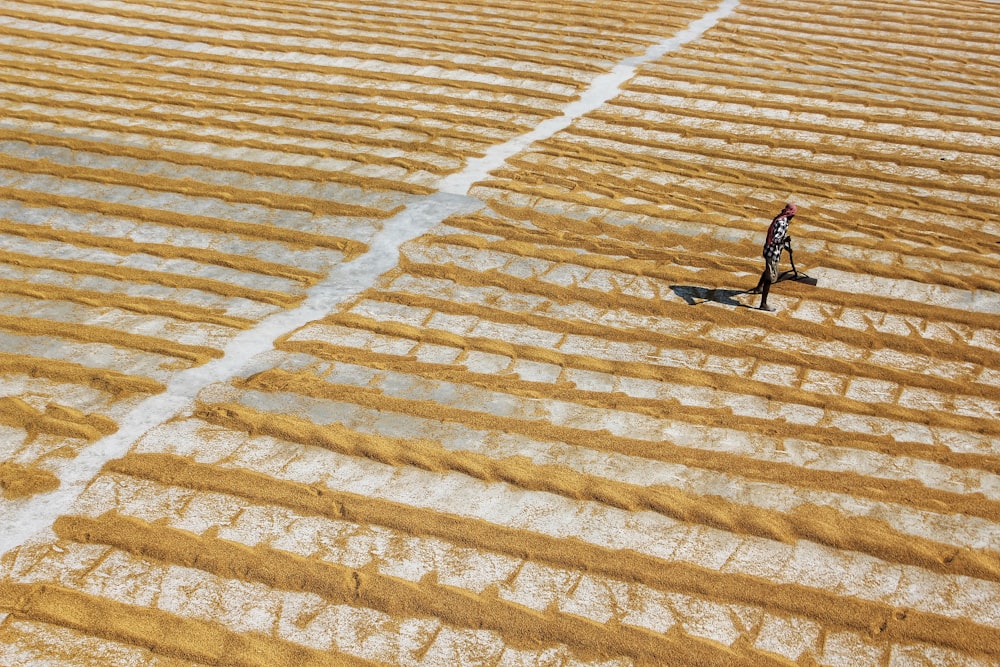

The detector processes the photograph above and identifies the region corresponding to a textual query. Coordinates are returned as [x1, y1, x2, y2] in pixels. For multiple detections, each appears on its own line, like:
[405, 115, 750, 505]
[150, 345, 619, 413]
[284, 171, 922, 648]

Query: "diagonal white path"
[0, 0, 740, 558]
[439, 0, 741, 195]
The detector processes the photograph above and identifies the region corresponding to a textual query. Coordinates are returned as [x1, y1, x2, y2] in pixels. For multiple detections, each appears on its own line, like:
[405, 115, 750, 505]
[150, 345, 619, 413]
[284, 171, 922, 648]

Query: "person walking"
[749, 203, 797, 311]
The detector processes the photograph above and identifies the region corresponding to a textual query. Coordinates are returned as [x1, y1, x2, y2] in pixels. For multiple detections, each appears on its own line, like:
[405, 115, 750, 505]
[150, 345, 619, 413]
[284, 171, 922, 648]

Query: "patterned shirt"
[763, 214, 791, 261]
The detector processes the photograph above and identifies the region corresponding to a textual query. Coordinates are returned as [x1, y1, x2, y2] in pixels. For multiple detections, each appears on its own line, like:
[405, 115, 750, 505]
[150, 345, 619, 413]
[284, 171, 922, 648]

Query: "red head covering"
[782, 203, 797, 216]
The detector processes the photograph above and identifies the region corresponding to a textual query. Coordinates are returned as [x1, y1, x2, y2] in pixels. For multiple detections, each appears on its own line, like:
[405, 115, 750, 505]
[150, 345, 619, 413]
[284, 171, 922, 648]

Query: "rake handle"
[784, 237, 797, 274]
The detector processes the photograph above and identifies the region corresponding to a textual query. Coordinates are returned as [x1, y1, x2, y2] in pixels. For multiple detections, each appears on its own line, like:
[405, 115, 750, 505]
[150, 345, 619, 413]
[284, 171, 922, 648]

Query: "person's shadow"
[669, 285, 751, 307]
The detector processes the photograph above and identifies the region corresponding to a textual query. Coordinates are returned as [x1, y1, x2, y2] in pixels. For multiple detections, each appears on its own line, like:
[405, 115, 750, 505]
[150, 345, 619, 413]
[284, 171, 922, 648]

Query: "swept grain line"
[3, 2, 588, 88]
[0, 60, 531, 134]
[580, 111, 995, 182]
[532, 133, 1000, 223]
[0, 277, 254, 330]
[323, 303, 1000, 435]
[400, 257, 1000, 372]
[611, 91, 999, 146]
[737, 9, 999, 55]
[627, 64, 1000, 126]
[0, 396, 116, 442]
[54, 512, 774, 667]
[702, 31, 999, 91]
[0, 103, 464, 175]
[0, 353, 164, 398]
[0, 187, 369, 255]
[0, 41, 555, 119]
[223, 370, 1000, 522]
[0, 217, 323, 287]
[717, 23, 999, 76]
[433, 219, 1000, 304]
[451, 207, 1000, 285]
[486, 160, 998, 259]
[201, 0, 676, 37]
[754, 1, 999, 39]
[766, 0, 999, 26]
[283, 315, 1000, 475]
[0, 249, 302, 307]
[478, 166, 995, 252]
[104, 452, 1000, 659]
[0, 315, 222, 364]
[0, 154, 404, 219]
[0, 462, 60, 499]
[0, 23, 575, 103]
[0, 581, 381, 667]
[85, 0, 611, 69]
[202, 393, 1000, 530]
[8, 0, 593, 87]
[594, 101, 998, 162]
[0, 74, 510, 144]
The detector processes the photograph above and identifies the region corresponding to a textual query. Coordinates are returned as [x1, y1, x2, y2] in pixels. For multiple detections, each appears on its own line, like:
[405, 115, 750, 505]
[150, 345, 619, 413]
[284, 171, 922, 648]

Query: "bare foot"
[747, 287, 762, 295]
[759, 303, 776, 312]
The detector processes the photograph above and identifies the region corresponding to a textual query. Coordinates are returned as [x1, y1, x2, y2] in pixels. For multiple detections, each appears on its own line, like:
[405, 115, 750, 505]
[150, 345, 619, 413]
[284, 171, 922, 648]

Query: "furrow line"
[0, 23, 576, 103]
[100, 451, 1000, 660]
[0, 278, 253, 330]
[400, 252, 1000, 365]
[0, 353, 164, 398]
[0, 73, 512, 145]
[431, 221, 1000, 309]
[0, 103, 468, 174]
[0, 218, 322, 287]
[0, 249, 301, 307]
[72, 0, 614, 68]
[0, 581, 380, 667]
[534, 132, 1000, 222]
[0, 154, 403, 220]
[293, 309, 1000, 472]
[0, 40, 559, 120]
[222, 374, 1000, 525]
[628, 63, 1000, 124]
[0, 396, 116, 443]
[0, 315, 222, 365]
[52, 511, 773, 667]
[0, 60, 530, 137]
[1, 0, 595, 87]
[449, 208, 1000, 286]
[0, 187, 370, 256]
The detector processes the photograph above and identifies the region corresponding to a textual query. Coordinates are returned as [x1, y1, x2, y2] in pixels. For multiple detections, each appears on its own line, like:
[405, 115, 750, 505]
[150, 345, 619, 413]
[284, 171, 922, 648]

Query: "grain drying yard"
[0, 0, 998, 664]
